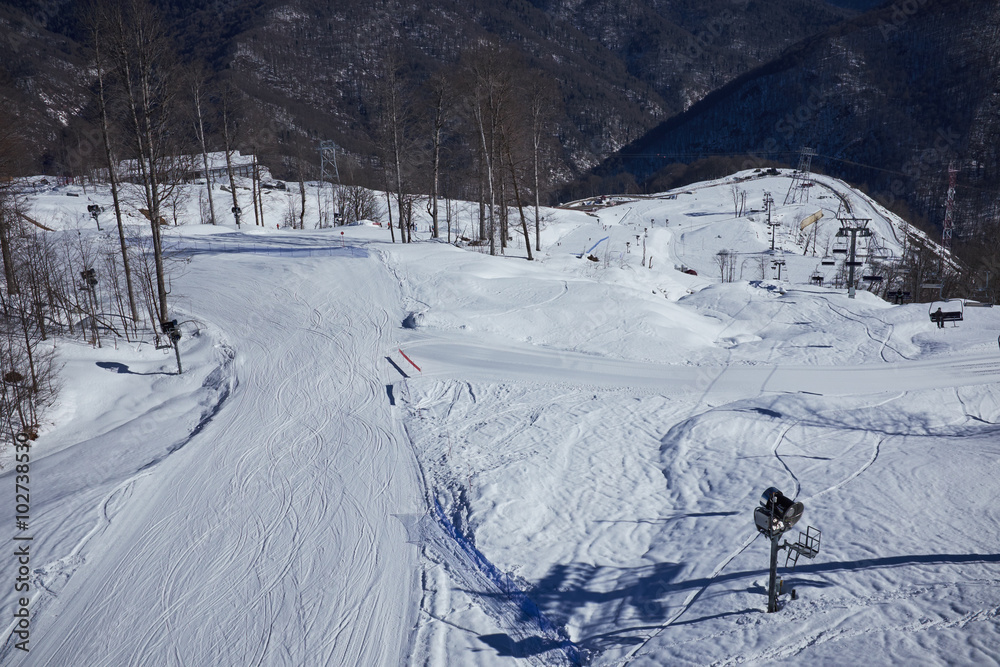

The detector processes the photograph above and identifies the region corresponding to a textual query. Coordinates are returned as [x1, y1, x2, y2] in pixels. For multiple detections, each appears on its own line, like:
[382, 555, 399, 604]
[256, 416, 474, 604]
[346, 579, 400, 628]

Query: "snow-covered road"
[10, 239, 422, 665]
[405, 335, 1000, 397]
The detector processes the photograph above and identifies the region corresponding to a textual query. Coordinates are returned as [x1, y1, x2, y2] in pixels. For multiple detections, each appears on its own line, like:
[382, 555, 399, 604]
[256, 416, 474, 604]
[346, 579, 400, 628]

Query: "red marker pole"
[399, 349, 421, 372]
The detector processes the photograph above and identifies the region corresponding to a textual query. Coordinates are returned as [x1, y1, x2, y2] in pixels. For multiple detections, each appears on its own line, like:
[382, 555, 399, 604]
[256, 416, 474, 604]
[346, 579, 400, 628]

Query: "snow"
[3, 171, 1000, 666]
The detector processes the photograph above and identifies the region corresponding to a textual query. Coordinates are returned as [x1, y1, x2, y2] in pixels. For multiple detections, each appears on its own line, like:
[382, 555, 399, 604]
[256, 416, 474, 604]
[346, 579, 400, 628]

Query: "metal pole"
[765, 193, 775, 252]
[847, 229, 857, 299]
[173, 341, 183, 374]
[768, 535, 780, 612]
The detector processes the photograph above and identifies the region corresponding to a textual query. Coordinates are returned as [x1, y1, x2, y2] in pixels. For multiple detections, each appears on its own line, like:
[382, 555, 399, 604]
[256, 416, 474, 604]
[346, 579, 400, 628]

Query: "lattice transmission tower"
[783, 147, 817, 205]
[942, 161, 958, 250]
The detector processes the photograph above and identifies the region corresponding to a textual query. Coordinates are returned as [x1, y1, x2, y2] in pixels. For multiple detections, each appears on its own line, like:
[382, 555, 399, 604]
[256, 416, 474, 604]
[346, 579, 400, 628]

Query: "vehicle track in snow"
[714, 581, 1000, 666]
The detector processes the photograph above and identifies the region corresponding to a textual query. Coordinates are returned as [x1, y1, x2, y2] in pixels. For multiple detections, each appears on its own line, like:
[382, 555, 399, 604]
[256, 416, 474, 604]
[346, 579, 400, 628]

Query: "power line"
[613, 150, 996, 194]
[615, 151, 801, 159]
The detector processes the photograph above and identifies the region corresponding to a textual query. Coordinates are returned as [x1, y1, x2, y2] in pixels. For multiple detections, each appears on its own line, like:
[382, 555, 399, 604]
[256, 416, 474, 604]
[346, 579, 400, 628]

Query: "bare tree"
[372, 48, 416, 243]
[189, 64, 217, 225]
[337, 184, 380, 224]
[219, 82, 243, 229]
[754, 253, 769, 279]
[0, 114, 20, 296]
[87, 8, 140, 323]
[465, 43, 515, 256]
[716, 249, 737, 283]
[525, 73, 556, 253]
[292, 137, 310, 229]
[105, 0, 181, 325]
[424, 72, 453, 239]
[0, 219, 59, 444]
[499, 111, 533, 260]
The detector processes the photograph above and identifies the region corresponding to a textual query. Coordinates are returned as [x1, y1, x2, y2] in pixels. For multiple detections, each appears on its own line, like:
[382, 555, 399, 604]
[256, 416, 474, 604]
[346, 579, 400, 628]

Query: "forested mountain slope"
[1, 0, 855, 178]
[587, 0, 1000, 249]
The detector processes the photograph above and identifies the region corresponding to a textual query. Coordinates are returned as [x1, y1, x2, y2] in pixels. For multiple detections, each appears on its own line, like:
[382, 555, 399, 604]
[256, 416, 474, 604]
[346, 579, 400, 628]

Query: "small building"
[185, 151, 255, 181]
[119, 151, 256, 183]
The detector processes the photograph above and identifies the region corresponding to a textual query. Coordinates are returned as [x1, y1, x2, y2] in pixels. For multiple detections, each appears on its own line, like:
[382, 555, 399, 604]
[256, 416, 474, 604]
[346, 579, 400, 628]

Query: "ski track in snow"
[402, 327, 1000, 665]
[14, 172, 1000, 666]
[6, 237, 421, 666]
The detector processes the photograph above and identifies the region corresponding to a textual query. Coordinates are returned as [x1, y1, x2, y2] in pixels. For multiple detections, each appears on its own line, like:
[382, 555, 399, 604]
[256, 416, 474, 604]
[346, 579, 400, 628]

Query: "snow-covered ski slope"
[3, 170, 999, 666]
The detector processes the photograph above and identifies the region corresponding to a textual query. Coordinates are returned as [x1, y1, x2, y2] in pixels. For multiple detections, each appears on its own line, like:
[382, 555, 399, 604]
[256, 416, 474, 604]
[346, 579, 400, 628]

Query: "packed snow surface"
[2, 171, 999, 666]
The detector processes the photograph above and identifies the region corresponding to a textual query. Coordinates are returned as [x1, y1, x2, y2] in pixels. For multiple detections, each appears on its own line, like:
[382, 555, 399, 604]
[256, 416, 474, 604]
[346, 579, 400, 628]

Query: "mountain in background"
[10, 0, 997, 269]
[582, 0, 1000, 257]
[2, 0, 857, 179]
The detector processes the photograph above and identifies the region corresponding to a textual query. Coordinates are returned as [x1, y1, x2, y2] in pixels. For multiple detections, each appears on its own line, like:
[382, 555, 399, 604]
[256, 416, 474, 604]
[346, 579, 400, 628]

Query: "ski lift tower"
[837, 216, 872, 299]
[784, 147, 818, 205]
[318, 140, 341, 219]
[764, 192, 778, 252]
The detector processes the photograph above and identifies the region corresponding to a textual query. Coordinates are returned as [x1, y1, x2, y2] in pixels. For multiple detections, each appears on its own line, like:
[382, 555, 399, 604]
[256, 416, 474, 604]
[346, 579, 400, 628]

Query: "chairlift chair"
[861, 262, 883, 282]
[867, 239, 893, 260]
[886, 290, 911, 304]
[921, 282, 945, 300]
[966, 286, 994, 308]
[929, 299, 964, 326]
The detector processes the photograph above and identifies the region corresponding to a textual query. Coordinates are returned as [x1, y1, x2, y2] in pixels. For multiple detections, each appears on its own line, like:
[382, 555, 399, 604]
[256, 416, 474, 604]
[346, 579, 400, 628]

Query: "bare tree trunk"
[108, 0, 178, 325]
[192, 77, 216, 225]
[478, 154, 486, 242]
[474, 107, 496, 255]
[429, 163, 439, 239]
[526, 75, 551, 254]
[224, 149, 239, 227]
[499, 170, 508, 253]
[0, 205, 17, 295]
[376, 51, 411, 244]
[0, 119, 18, 296]
[502, 135, 533, 260]
[426, 75, 449, 239]
[221, 100, 241, 229]
[404, 197, 413, 243]
[251, 152, 261, 227]
[93, 30, 139, 322]
[533, 133, 541, 253]
[383, 177, 395, 243]
[298, 155, 307, 229]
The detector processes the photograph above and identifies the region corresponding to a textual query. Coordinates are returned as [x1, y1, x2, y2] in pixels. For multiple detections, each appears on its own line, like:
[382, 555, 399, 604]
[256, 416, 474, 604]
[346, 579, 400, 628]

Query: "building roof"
[196, 151, 255, 171]
[119, 151, 255, 175]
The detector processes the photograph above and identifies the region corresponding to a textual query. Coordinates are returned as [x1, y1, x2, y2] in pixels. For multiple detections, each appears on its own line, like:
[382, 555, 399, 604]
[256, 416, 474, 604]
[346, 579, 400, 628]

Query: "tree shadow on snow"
[477, 633, 571, 658]
[477, 552, 1000, 655]
[96, 361, 170, 376]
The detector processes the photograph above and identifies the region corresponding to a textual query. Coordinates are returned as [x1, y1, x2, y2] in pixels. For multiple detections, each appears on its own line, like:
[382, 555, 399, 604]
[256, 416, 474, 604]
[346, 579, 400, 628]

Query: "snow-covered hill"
[3, 172, 999, 666]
